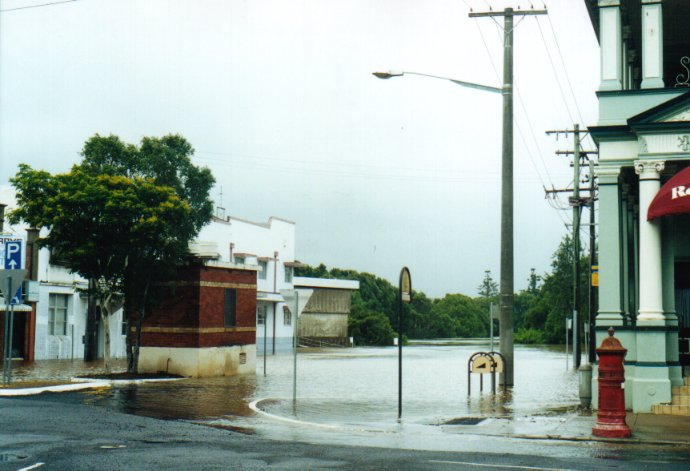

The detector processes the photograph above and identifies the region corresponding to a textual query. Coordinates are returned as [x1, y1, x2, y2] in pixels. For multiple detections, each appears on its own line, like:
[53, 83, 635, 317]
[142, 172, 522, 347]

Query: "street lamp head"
[372, 71, 404, 79]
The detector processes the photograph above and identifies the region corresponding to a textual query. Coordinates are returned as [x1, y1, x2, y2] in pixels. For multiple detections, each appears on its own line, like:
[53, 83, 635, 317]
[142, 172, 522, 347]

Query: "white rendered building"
[192, 214, 299, 354]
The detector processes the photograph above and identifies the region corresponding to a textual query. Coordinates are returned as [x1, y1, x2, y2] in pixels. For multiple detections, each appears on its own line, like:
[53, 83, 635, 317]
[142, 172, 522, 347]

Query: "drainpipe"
[273, 251, 278, 355]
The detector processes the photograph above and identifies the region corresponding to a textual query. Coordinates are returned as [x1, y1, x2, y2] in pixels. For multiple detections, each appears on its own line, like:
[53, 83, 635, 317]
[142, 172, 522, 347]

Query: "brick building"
[136, 260, 258, 377]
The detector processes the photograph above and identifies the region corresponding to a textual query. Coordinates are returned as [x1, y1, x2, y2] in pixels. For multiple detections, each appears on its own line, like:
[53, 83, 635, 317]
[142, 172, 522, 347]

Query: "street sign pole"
[398, 267, 411, 421]
[0, 233, 27, 385]
[2, 284, 10, 385]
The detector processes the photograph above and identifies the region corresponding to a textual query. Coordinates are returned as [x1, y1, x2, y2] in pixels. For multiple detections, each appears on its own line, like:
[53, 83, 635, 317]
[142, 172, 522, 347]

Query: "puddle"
[0, 453, 29, 462]
[441, 417, 486, 425]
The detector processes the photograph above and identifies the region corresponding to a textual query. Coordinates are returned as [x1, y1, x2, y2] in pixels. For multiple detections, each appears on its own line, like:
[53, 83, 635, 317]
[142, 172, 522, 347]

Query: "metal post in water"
[398, 268, 411, 420]
[292, 291, 299, 406]
[398, 281, 402, 420]
[489, 303, 494, 353]
[263, 306, 267, 377]
[565, 317, 570, 370]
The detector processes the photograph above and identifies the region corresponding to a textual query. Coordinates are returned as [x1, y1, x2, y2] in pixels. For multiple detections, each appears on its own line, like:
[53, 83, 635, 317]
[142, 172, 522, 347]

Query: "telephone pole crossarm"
[469, 9, 547, 18]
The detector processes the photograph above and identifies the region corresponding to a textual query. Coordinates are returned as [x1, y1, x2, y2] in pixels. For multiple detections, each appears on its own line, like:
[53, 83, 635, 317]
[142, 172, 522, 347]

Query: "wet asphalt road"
[2, 396, 690, 470]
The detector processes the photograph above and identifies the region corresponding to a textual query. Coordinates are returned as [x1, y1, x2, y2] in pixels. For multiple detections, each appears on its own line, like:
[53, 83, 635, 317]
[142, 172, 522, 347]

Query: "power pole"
[588, 159, 598, 364]
[546, 126, 597, 369]
[572, 125, 582, 369]
[470, 6, 547, 387]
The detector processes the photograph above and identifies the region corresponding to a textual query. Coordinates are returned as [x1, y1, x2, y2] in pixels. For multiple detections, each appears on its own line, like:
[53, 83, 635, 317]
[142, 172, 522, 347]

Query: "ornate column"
[633, 159, 671, 412]
[641, 0, 665, 89]
[620, 184, 631, 320]
[635, 160, 665, 322]
[596, 165, 625, 324]
[599, 0, 623, 91]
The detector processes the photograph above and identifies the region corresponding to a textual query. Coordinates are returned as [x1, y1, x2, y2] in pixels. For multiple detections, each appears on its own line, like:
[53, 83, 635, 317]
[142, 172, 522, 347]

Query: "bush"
[514, 328, 546, 345]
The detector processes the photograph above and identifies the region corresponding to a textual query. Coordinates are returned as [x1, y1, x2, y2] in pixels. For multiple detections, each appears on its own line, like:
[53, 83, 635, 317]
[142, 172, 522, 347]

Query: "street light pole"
[469, 6, 547, 387]
[374, 5, 545, 390]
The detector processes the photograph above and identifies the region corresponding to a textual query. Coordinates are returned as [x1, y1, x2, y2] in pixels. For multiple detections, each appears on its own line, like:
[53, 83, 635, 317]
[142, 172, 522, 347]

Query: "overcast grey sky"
[0, 0, 599, 297]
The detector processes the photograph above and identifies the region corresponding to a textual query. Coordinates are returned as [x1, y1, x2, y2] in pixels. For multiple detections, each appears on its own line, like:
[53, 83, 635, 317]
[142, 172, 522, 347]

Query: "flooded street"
[13, 343, 579, 427]
[8, 344, 690, 467]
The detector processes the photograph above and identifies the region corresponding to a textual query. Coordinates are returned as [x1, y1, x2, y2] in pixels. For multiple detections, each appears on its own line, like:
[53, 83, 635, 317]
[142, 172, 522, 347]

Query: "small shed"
[293, 276, 359, 347]
[136, 260, 257, 377]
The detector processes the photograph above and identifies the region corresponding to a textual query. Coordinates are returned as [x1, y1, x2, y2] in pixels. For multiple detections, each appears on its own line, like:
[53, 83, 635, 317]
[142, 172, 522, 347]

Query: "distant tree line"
[296, 234, 590, 346]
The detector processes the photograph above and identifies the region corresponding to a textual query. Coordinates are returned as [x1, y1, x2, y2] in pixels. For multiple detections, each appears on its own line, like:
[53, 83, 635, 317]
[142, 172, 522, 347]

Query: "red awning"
[648, 166, 690, 221]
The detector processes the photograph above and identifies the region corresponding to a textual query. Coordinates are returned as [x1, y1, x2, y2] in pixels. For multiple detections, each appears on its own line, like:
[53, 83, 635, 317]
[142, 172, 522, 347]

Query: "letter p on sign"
[4, 241, 22, 269]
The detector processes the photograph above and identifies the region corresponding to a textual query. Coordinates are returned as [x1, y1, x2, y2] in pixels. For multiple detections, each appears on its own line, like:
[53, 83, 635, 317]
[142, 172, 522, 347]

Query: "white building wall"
[195, 215, 297, 352]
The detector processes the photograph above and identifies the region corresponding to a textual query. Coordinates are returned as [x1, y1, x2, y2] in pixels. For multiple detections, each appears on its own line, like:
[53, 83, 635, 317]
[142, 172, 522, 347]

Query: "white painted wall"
[194, 215, 297, 352]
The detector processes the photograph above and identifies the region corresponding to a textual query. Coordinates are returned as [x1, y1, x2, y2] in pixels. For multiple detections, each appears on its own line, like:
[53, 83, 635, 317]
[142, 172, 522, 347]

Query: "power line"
[475, 12, 555, 192]
[0, 0, 80, 13]
[534, 16, 576, 125]
[543, 14, 596, 149]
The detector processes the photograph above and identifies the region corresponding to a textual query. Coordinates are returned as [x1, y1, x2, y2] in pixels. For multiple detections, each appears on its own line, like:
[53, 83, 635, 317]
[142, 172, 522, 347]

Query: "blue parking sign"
[4, 241, 22, 270]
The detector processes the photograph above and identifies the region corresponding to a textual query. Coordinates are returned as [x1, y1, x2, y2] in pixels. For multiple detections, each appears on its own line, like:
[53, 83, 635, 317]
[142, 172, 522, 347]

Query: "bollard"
[578, 363, 592, 408]
[592, 327, 631, 438]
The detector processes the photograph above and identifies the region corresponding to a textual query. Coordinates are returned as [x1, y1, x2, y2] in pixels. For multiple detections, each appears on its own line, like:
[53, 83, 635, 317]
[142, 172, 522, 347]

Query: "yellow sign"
[470, 352, 504, 374]
[471, 356, 492, 373]
[490, 352, 504, 373]
[592, 265, 599, 287]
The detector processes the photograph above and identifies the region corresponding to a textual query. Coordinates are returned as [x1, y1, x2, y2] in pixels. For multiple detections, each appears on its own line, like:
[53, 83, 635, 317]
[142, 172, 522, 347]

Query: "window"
[258, 260, 268, 280]
[121, 317, 128, 336]
[284, 266, 293, 283]
[257, 304, 267, 325]
[234, 256, 245, 265]
[283, 305, 292, 326]
[224, 289, 237, 327]
[49, 293, 68, 335]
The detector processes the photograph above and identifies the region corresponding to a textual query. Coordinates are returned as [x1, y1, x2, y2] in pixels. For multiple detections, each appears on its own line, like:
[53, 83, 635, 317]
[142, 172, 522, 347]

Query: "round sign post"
[398, 267, 411, 420]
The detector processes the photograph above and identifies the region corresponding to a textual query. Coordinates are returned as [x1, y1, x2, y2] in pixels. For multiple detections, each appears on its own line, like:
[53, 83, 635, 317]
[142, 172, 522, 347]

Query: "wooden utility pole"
[572, 125, 582, 368]
[469, 6, 547, 387]
[546, 126, 596, 369]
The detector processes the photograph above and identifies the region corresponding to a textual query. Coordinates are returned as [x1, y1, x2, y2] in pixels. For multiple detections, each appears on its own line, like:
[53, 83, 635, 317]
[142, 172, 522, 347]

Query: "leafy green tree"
[10, 134, 214, 372]
[477, 270, 499, 299]
[81, 134, 215, 371]
[521, 234, 589, 344]
[10, 165, 191, 371]
[348, 302, 395, 346]
[431, 294, 487, 338]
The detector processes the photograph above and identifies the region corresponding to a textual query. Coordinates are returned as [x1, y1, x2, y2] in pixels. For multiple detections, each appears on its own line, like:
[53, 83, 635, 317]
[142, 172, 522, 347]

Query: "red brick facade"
[138, 263, 257, 349]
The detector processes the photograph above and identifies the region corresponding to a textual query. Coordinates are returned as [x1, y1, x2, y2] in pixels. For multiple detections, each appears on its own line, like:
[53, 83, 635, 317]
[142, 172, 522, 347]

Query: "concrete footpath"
[446, 411, 690, 446]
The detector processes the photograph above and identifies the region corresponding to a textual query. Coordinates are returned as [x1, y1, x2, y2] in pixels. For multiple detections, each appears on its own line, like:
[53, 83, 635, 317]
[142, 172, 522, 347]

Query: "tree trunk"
[84, 278, 98, 361]
[100, 298, 112, 373]
[130, 280, 150, 374]
[132, 313, 143, 374]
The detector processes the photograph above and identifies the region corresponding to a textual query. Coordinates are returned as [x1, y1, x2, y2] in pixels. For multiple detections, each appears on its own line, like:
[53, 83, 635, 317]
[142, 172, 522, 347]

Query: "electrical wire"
[0, 0, 79, 13]
[475, 13, 555, 192]
[542, 14, 597, 150]
[534, 16, 576, 125]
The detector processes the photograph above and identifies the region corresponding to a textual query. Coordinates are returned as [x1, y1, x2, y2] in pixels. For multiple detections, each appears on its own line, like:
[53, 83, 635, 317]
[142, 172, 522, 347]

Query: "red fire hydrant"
[592, 327, 632, 438]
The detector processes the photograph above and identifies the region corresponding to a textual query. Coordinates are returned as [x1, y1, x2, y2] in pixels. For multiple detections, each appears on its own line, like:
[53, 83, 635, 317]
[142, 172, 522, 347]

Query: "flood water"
[10, 343, 579, 430]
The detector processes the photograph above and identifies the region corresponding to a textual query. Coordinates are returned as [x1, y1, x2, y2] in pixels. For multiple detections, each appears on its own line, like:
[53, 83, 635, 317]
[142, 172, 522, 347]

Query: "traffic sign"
[0, 236, 25, 270]
[0, 270, 27, 305]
